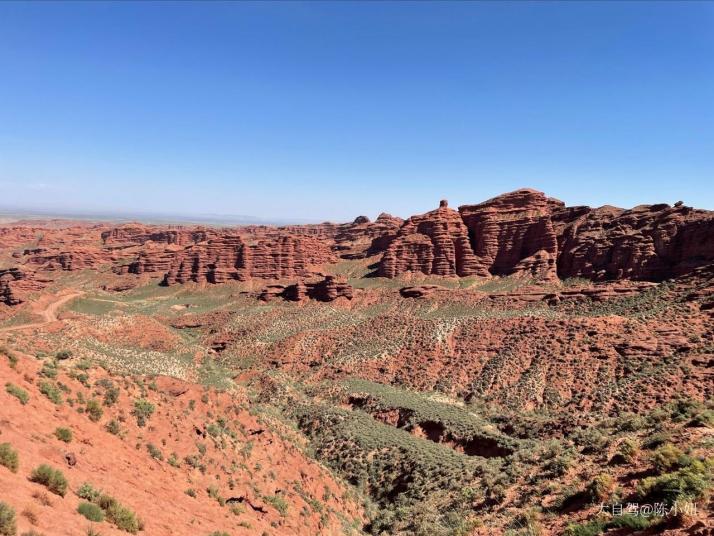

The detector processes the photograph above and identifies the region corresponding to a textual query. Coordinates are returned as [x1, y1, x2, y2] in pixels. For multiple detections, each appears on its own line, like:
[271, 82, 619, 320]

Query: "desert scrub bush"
[105, 419, 122, 436]
[613, 437, 639, 464]
[131, 399, 154, 427]
[563, 520, 605, 536]
[637, 458, 713, 506]
[95, 379, 120, 407]
[55, 350, 72, 361]
[77, 482, 102, 502]
[0, 502, 16, 536]
[587, 473, 615, 503]
[607, 513, 654, 530]
[38, 381, 62, 405]
[651, 443, 687, 473]
[5, 383, 29, 405]
[207, 532, 230, 536]
[76, 482, 142, 533]
[146, 444, 163, 461]
[206, 485, 225, 506]
[167, 453, 180, 468]
[30, 464, 68, 496]
[263, 495, 288, 516]
[1, 346, 18, 368]
[0, 444, 19, 473]
[86, 399, 103, 422]
[184, 488, 196, 498]
[39, 361, 58, 379]
[54, 427, 72, 443]
[77, 502, 104, 522]
[689, 409, 714, 428]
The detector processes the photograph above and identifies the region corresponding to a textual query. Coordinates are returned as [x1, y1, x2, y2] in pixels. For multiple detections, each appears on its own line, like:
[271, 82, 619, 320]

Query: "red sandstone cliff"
[554, 202, 714, 281]
[154, 234, 336, 285]
[379, 200, 488, 278]
[458, 189, 559, 280]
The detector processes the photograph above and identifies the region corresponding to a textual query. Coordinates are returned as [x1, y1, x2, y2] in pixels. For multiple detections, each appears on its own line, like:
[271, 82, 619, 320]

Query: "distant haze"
[0, 2, 712, 220]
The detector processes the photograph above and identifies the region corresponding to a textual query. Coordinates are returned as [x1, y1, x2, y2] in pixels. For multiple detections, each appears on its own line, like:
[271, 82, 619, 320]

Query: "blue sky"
[0, 1, 712, 221]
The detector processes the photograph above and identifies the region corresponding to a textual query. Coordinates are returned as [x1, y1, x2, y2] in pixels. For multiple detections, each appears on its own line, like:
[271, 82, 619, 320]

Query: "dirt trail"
[0, 290, 83, 333]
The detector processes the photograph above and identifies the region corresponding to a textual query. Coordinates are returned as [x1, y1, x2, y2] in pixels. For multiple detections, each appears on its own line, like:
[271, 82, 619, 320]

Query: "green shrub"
[54, 427, 72, 443]
[146, 444, 163, 461]
[651, 443, 686, 473]
[106, 503, 141, 533]
[96, 379, 119, 407]
[131, 399, 155, 427]
[86, 399, 103, 422]
[617, 437, 639, 463]
[5, 383, 29, 405]
[105, 419, 122, 436]
[0, 444, 19, 473]
[0, 502, 16, 536]
[607, 513, 653, 530]
[77, 482, 102, 502]
[77, 502, 105, 522]
[264, 495, 288, 516]
[638, 459, 712, 506]
[185, 488, 197, 498]
[689, 409, 714, 428]
[55, 350, 72, 360]
[76, 482, 142, 533]
[38, 381, 62, 405]
[587, 473, 614, 503]
[1, 346, 18, 368]
[30, 464, 68, 496]
[563, 520, 604, 536]
[39, 361, 58, 379]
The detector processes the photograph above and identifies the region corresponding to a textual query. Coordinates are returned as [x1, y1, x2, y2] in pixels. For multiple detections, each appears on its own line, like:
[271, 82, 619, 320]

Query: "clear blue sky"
[0, 1, 712, 221]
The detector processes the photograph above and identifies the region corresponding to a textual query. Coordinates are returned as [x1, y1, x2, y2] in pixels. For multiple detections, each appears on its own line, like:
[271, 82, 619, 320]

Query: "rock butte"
[1, 188, 713, 305]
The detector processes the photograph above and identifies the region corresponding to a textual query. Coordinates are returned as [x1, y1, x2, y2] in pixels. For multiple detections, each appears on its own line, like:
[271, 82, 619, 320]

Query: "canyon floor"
[0, 193, 712, 536]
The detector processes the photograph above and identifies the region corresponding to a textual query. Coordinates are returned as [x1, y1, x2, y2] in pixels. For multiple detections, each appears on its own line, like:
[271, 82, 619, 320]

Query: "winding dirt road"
[0, 290, 83, 333]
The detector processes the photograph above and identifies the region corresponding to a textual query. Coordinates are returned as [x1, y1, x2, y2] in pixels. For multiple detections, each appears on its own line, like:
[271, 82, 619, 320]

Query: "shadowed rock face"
[0, 268, 24, 305]
[553, 203, 714, 281]
[259, 276, 353, 302]
[0, 268, 45, 305]
[379, 203, 489, 278]
[459, 189, 559, 280]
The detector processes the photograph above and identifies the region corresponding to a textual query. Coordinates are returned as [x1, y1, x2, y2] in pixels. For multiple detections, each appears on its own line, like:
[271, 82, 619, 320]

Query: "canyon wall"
[378, 189, 714, 282]
[2, 189, 712, 295]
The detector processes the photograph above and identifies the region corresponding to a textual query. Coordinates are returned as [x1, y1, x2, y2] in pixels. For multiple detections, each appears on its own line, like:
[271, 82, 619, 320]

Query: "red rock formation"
[0, 268, 45, 305]
[458, 189, 559, 280]
[399, 285, 443, 299]
[554, 203, 714, 281]
[307, 275, 353, 301]
[101, 225, 214, 246]
[379, 200, 488, 278]
[152, 235, 335, 285]
[260, 276, 353, 302]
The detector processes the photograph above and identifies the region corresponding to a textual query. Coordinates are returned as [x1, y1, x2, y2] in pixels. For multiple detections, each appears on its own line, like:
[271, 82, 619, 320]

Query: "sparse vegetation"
[38, 381, 62, 405]
[0, 443, 19, 473]
[131, 399, 155, 427]
[30, 464, 68, 497]
[54, 427, 73, 443]
[77, 502, 105, 522]
[5, 383, 29, 405]
[0, 502, 16, 536]
[77, 482, 142, 533]
[86, 399, 103, 422]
